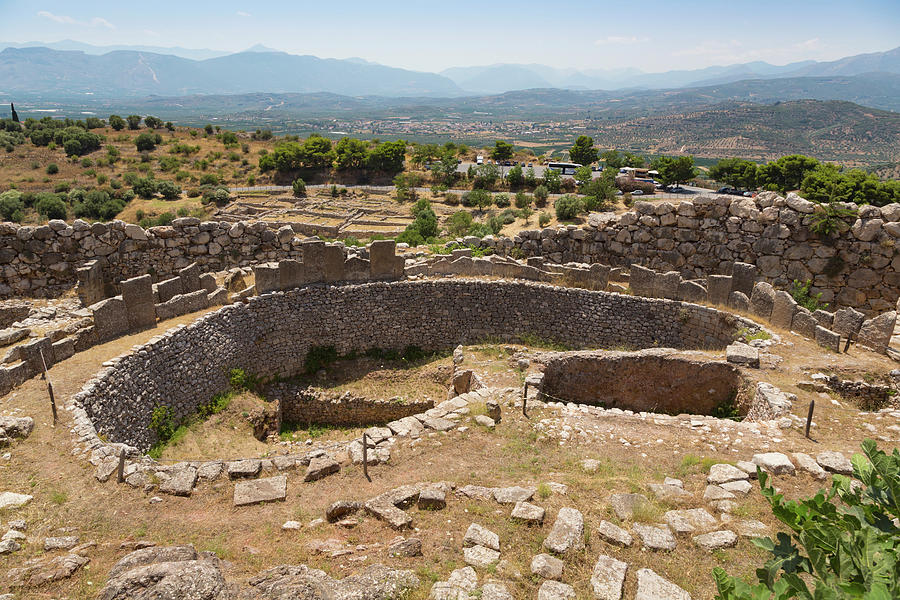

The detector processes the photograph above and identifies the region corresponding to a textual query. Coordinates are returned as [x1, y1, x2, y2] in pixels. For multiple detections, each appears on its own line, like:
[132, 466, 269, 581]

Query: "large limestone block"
[91, 296, 129, 342]
[731, 262, 758, 297]
[857, 311, 896, 354]
[749, 282, 776, 319]
[121, 274, 156, 331]
[770, 290, 797, 330]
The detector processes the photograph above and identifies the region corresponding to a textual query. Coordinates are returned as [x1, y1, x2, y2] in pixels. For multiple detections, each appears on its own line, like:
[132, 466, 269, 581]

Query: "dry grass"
[0, 312, 897, 599]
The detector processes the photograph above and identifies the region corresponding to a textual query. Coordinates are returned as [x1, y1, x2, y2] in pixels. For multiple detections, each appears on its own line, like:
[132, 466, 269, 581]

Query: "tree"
[156, 180, 182, 200]
[543, 168, 561, 193]
[569, 135, 597, 167]
[533, 184, 549, 207]
[757, 154, 819, 192]
[430, 150, 459, 187]
[506, 164, 524, 189]
[652, 155, 697, 187]
[298, 135, 335, 169]
[446, 211, 474, 237]
[800, 164, 900, 206]
[709, 158, 758, 190]
[368, 140, 406, 174]
[134, 133, 159, 152]
[109, 115, 125, 131]
[473, 163, 501, 190]
[144, 116, 164, 129]
[601, 149, 624, 169]
[462, 189, 492, 213]
[0, 189, 24, 222]
[126, 115, 142, 130]
[132, 177, 157, 199]
[574, 165, 593, 188]
[491, 140, 514, 161]
[292, 178, 306, 197]
[10, 103, 18, 123]
[204, 124, 214, 135]
[333, 137, 369, 171]
[624, 152, 646, 168]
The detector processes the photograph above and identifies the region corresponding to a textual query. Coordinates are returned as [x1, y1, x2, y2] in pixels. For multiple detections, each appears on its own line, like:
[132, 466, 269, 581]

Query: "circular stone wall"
[539, 349, 744, 415]
[74, 279, 761, 450]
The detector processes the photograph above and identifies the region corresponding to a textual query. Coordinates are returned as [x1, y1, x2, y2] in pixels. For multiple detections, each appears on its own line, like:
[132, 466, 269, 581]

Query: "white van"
[476, 155, 484, 165]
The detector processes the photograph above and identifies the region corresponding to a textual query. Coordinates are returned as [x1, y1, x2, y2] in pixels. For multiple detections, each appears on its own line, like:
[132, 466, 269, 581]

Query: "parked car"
[632, 190, 644, 196]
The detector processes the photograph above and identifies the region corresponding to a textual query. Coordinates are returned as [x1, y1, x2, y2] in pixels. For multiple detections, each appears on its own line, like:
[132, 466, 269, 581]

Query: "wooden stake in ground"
[805, 400, 815, 439]
[39, 349, 57, 426]
[362, 432, 371, 481]
[116, 448, 126, 483]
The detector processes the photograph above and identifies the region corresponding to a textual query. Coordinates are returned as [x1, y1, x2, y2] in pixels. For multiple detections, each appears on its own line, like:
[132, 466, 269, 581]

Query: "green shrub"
[228, 368, 259, 391]
[292, 177, 306, 197]
[790, 279, 828, 312]
[554, 195, 583, 220]
[713, 440, 900, 599]
[46, 163, 59, 175]
[35, 194, 67, 220]
[809, 202, 857, 237]
[494, 193, 510, 208]
[0, 190, 24, 222]
[538, 212, 551, 227]
[156, 180, 182, 200]
[149, 405, 176, 442]
[533, 185, 549, 207]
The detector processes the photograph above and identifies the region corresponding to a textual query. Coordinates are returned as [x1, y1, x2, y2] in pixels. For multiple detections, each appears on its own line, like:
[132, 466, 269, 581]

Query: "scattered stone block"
[159, 466, 198, 497]
[227, 459, 261, 479]
[857, 311, 896, 354]
[833, 307, 865, 338]
[591, 555, 628, 600]
[703, 485, 736, 502]
[693, 530, 738, 551]
[664, 508, 718, 537]
[463, 545, 500, 569]
[389, 537, 422, 557]
[537, 580, 576, 600]
[595, 520, 633, 547]
[731, 519, 770, 538]
[233, 475, 287, 506]
[648, 483, 692, 504]
[511, 501, 545, 525]
[44, 536, 79, 551]
[493, 486, 536, 504]
[0, 492, 33, 510]
[729, 290, 750, 311]
[708, 463, 750, 485]
[199, 272, 217, 293]
[792, 452, 828, 480]
[304, 456, 340, 482]
[813, 309, 834, 328]
[531, 553, 564, 579]
[633, 523, 676, 551]
[635, 568, 691, 600]
[752, 452, 796, 475]
[463, 523, 499, 551]
[791, 308, 819, 339]
[816, 451, 853, 475]
[543, 507, 584, 554]
[726, 342, 759, 368]
[326, 501, 361, 522]
[721, 480, 752, 495]
[418, 487, 447, 510]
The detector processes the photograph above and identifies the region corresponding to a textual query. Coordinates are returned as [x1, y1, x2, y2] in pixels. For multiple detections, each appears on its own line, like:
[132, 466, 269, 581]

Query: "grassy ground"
[0, 304, 897, 599]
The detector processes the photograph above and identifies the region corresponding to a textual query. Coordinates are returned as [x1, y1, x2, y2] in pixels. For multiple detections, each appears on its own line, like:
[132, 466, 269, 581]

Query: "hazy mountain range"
[0, 41, 898, 100]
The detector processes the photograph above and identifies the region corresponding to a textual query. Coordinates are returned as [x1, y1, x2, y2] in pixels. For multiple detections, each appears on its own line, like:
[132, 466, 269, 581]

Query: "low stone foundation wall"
[267, 383, 432, 427]
[539, 349, 744, 416]
[73, 279, 762, 450]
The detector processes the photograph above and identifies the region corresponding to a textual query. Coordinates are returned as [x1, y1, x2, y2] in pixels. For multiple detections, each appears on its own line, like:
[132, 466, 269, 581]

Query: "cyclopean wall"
[481, 192, 900, 314]
[72, 279, 761, 451]
[2, 192, 900, 312]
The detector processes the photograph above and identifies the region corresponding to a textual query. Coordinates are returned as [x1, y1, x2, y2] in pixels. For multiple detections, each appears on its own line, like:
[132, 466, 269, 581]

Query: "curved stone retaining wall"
[73, 279, 761, 450]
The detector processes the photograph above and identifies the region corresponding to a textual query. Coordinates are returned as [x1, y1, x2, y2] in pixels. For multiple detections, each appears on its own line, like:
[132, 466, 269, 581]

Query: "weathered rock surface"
[511, 501, 545, 524]
[817, 451, 853, 475]
[664, 509, 718, 537]
[591, 555, 628, 600]
[609, 493, 649, 521]
[463, 523, 500, 551]
[248, 563, 418, 600]
[596, 520, 634, 547]
[635, 568, 692, 600]
[537, 580, 576, 600]
[633, 524, 677, 551]
[463, 545, 500, 569]
[542, 507, 584, 554]
[531, 553, 564, 579]
[234, 476, 287, 507]
[752, 452, 796, 475]
[693, 530, 738, 551]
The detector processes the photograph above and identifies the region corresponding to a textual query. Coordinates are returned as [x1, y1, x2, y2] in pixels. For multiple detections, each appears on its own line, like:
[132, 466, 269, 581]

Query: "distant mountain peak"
[243, 44, 281, 53]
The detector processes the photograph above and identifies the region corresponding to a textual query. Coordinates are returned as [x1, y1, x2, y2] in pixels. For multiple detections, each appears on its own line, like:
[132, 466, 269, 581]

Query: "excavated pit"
[539, 349, 747, 416]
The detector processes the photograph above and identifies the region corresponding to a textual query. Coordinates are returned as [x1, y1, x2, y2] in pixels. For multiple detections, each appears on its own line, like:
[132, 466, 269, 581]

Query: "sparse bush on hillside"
[533, 185, 549, 207]
[35, 194, 67, 220]
[0, 190, 24, 222]
[554, 194, 583, 220]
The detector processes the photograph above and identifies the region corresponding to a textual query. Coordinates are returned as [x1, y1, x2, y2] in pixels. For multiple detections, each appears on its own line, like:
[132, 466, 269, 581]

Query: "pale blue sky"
[0, 0, 898, 72]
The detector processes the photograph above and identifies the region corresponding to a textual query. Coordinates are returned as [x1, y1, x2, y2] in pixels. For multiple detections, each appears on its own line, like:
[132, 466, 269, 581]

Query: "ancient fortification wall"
[73, 279, 759, 450]
[2, 192, 899, 313]
[485, 192, 900, 314]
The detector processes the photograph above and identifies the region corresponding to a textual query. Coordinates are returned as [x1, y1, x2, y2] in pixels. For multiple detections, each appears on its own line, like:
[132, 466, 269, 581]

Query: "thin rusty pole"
[362, 432, 371, 481]
[116, 448, 126, 483]
[805, 400, 815, 439]
[39, 349, 57, 426]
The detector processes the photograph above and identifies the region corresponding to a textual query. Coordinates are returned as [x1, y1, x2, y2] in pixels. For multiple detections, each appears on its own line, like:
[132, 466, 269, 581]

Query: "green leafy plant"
[228, 367, 260, 391]
[808, 202, 857, 237]
[790, 279, 828, 312]
[149, 405, 176, 443]
[713, 440, 900, 599]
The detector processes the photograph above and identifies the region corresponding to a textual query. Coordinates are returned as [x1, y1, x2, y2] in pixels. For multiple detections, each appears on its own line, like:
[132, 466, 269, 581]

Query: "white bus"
[547, 161, 581, 175]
